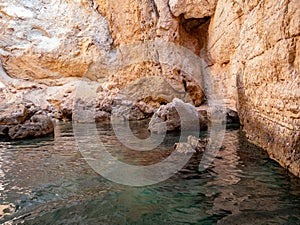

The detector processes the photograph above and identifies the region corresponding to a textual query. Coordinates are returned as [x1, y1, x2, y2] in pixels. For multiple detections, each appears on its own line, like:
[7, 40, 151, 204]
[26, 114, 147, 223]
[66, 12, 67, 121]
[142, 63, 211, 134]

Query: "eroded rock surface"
[169, 0, 217, 19]
[0, 0, 112, 81]
[8, 114, 54, 140]
[0, 102, 54, 140]
[148, 98, 201, 133]
[168, 0, 299, 177]
[0, 0, 299, 176]
[0, 104, 27, 125]
[173, 135, 208, 154]
[205, 0, 300, 177]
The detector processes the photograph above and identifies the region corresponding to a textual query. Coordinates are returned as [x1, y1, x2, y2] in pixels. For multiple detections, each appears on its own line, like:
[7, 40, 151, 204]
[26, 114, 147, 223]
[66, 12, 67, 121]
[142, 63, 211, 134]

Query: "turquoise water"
[0, 121, 300, 224]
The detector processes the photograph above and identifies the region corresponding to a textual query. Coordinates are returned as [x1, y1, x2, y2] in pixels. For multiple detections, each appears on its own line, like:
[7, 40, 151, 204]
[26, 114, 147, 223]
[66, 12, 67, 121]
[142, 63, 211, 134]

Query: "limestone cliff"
[0, 0, 299, 176]
[206, 0, 300, 177]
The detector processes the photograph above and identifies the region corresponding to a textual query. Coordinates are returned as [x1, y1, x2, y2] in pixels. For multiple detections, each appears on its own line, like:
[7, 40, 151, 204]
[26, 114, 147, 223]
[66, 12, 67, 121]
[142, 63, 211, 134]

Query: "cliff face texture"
[205, 0, 300, 176]
[0, 0, 299, 175]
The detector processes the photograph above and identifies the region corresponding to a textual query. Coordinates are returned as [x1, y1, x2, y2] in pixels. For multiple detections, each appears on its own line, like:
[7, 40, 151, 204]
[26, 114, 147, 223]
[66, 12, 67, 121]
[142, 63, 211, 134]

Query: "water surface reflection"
[0, 122, 299, 224]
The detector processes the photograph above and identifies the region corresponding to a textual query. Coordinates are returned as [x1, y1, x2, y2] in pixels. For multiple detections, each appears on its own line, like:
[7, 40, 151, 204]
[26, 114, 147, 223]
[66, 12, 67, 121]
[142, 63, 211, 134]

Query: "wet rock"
[0, 102, 54, 140]
[8, 114, 54, 140]
[95, 111, 111, 122]
[0, 125, 10, 137]
[148, 100, 239, 134]
[174, 136, 209, 154]
[187, 135, 208, 152]
[197, 105, 240, 126]
[148, 98, 206, 133]
[0, 0, 298, 178]
[205, 0, 300, 176]
[196, 107, 209, 129]
[174, 143, 196, 154]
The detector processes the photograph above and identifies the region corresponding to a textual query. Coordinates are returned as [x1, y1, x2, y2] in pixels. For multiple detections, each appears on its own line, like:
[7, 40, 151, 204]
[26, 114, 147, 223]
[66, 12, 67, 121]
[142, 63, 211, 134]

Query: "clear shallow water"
[0, 121, 300, 224]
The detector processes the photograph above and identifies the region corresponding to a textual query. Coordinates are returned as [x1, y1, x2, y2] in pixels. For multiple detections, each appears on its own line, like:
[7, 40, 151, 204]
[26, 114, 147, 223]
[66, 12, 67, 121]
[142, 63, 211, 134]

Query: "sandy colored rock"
[0, 203, 15, 220]
[173, 142, 196, 154]
[121, 76, 191, 105]
[187, 135, 207, 152]
[0, 0, 112, 81]
[0, 0, 299, 177]
[205, 0, 300, 176]
[169, 0, 217, 19]
[0, 103, 27, 125]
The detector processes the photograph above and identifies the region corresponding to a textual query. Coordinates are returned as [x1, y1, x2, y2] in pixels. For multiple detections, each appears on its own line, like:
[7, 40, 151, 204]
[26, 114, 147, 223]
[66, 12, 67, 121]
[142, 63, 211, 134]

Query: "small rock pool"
[0, 121, 300, 224]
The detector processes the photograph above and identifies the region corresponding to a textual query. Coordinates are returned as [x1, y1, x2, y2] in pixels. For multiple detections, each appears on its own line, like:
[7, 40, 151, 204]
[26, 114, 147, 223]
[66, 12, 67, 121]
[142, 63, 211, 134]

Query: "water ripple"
[0, 122, 299, 224]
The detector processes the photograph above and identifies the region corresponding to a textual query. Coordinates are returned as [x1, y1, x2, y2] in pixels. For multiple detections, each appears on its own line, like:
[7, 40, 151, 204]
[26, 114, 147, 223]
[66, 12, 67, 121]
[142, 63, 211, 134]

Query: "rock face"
[161, 0, 300, 177]
[204, 0, 300, 177]
[0, 0, 299, 176]
[0, 0, 111, 80]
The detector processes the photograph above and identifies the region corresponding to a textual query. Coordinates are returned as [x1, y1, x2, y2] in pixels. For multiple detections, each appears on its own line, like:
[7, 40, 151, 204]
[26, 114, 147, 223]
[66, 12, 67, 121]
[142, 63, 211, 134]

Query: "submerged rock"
[174, 142, 196, 154]
[187, 135, 208, 152]
[174, 135, 208, 154]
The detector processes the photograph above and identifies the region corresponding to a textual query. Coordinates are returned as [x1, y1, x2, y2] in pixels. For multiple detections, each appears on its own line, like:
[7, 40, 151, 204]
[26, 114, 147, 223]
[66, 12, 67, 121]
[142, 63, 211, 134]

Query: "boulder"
[95, 111, 111, 122]
[0, 0, 112, 81]
[0, 125, 10, 137]
[148, 99, 240, 134]
[111, 98, 155, 121]
[0, 104, 27, 125]
[0, 102, 54, 140]
[120, 76, 194, 107]
[226, 108, 240, 124]
[8, 115, 54, 140]
[148, 98, 202, 133]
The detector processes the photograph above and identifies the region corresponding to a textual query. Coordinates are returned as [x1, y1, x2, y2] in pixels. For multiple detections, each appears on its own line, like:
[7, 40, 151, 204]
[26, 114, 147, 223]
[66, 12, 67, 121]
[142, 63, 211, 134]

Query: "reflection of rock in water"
[204, 130, 243, 217]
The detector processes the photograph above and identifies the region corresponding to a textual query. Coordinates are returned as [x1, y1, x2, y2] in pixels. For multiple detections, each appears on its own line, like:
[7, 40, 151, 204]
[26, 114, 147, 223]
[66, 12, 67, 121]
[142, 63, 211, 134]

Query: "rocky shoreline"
[0, 0, 298, 177]
[0, 91, 239, 140]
